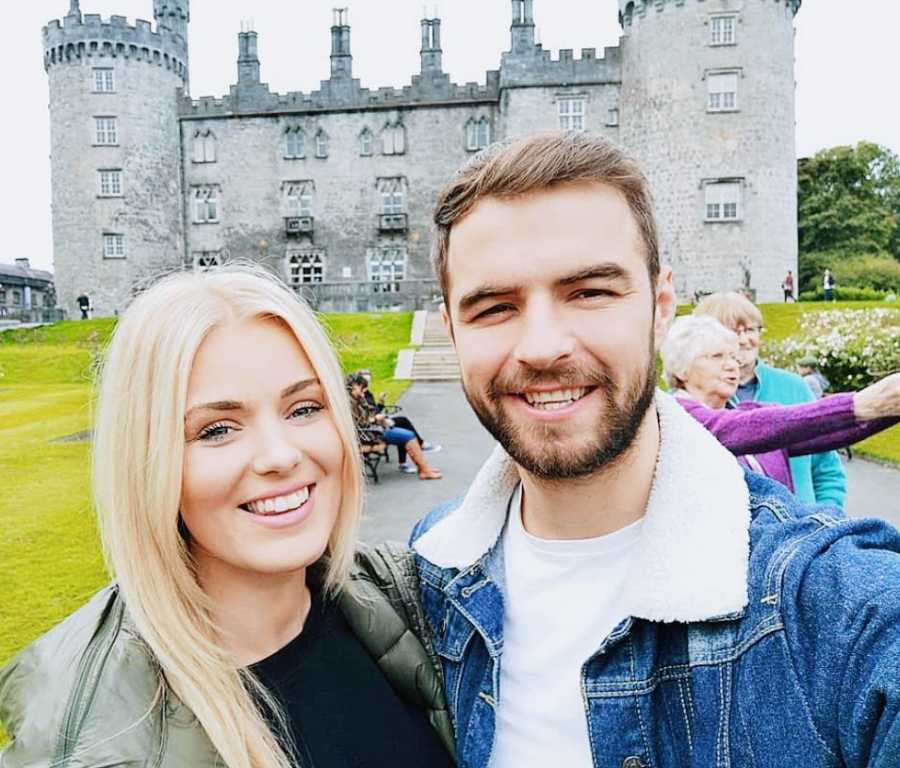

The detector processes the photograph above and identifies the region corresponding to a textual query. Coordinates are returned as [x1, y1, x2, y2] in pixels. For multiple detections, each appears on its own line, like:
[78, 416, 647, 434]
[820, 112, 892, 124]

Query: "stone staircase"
[395, 311, 461, 381]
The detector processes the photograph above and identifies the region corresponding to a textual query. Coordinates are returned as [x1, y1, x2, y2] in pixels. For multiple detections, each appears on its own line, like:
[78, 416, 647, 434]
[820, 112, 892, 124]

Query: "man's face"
[442, 182, 675, 480]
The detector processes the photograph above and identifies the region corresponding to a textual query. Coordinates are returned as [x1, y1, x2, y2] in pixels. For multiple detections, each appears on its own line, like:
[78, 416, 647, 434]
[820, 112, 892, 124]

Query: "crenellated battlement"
[181, 70, 501, 119]
[42, 12, 187, 82]
[618, 0, 801, 28]
[500, 44, 621, 88]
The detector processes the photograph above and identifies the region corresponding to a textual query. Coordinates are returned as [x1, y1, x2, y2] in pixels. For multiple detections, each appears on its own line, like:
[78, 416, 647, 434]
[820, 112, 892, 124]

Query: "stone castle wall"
[45, 0, 801, 314]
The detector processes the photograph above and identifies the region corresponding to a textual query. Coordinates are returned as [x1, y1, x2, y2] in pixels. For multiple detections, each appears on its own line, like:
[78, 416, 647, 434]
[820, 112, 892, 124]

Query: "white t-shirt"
[490, 485, 643, 768]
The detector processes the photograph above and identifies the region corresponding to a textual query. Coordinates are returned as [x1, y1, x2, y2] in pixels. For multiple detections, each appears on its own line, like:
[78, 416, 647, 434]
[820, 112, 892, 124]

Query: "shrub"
[833, 255, 900, 293]
[764, 308, 900, 391]
[799, 286, 888, 302]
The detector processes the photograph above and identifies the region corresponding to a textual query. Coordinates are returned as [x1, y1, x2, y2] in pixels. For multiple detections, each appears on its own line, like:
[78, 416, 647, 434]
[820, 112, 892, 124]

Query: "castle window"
[606, 108, 619, 127]
[558, 98, 586, 131]
[192, 129, 217, 163]
[704, 180, 742, 222]
[377, 177, 406, 214]
[287, 250, 325, 285]
[707, 71, 739, 112]
[283, 181, 315, 217]
[0, 288, 5, 305]
[98, 169, 123, 197]
[192, 186, 220, 224]
[94, 117, 118, 146]
[381, 121, 406, 156]
[92, 68, 115, 93]
[11, 290, 22, 306]
[193, 251, 222, 270]
[710, 15, 737, 46]
[359, 128, 374, 156]
[285, 127, 305, 159]
[466, 117, 491, 151]
[102, 233, 126, 259]
[315, 129, 329, 159]
[367, 247, 407, 292]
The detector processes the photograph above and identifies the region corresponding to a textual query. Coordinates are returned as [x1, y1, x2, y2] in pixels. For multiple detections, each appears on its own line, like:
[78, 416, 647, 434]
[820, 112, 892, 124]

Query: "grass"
[0, 312, 413, 678]
[675, 300, 900, 464]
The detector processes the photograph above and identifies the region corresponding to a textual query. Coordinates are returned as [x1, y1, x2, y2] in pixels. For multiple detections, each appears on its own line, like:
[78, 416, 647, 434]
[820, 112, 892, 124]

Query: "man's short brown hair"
[431, 131, 660, 303]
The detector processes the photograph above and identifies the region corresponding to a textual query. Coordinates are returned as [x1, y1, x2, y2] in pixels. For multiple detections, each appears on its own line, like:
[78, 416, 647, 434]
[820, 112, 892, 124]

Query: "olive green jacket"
[0, 544, 455, 767]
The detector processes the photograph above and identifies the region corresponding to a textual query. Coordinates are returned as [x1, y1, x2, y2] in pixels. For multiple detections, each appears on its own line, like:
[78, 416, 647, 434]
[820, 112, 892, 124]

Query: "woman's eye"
[290, 402, 323, 420]
[197, 422, 234, 442]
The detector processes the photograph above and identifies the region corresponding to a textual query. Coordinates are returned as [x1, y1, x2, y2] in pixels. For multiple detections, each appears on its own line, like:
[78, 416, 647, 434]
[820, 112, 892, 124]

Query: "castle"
[44, 0, 802, 316]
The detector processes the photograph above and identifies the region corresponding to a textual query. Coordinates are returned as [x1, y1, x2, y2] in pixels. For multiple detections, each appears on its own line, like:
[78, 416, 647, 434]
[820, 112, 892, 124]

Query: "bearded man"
[409, 132, 900, 768]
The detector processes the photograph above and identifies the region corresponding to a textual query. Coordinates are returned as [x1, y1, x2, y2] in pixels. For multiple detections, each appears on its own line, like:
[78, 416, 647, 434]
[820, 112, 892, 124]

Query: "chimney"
[66, 0, 82, 21]
[420, 16, 443, 74]
[237, 28, 260, 84]
[330, 7, 352, 79]
[510, 0, 536, 54]
[15, 258, 31, 270]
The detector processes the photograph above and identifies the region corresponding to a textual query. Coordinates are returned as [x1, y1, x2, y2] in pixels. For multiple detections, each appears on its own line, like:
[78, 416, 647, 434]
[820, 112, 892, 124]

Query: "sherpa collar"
[413, 390, 751, 622]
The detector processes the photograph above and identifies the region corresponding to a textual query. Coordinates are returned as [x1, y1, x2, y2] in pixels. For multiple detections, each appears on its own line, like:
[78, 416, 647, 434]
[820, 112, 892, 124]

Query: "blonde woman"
[0, 265, 455, 767]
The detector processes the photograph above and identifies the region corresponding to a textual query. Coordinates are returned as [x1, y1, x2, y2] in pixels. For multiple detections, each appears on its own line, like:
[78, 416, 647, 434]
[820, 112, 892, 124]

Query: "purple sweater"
[676, 393, 899, 493]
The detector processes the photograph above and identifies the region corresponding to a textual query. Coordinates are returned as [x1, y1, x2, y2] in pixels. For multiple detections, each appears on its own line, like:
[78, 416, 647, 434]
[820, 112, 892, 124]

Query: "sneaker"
[421, 442, 442, 453]
[398, 462, 418, 474]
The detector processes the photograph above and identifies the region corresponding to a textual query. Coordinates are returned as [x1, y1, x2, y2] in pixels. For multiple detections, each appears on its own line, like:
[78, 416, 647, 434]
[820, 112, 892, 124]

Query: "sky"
[4, 1, 899, 272]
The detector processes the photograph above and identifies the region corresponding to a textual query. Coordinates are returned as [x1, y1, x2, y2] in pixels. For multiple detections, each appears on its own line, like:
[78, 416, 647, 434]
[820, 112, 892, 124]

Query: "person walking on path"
[781, 270, 794, 302]
[76, 292, 91, 320]
[693, 291, 847, 508]
[823, 268, 836, 301]
[410, 131, 900, 768]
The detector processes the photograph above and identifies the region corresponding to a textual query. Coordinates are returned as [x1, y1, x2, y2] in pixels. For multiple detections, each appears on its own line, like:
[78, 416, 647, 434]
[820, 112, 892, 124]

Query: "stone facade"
[44, 0, 802, 316]
[0, 259, 56, 319]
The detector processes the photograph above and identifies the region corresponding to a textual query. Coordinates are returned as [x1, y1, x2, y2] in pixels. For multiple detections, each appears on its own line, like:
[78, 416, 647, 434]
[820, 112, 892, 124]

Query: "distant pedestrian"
[823, 269, 836, 302]
[781, 270, 795, 302]
[76, 292, 91, 320]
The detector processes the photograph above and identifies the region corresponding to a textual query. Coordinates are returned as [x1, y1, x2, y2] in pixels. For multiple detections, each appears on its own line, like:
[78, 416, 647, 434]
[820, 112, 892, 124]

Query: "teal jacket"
[737, 360, 847, 507]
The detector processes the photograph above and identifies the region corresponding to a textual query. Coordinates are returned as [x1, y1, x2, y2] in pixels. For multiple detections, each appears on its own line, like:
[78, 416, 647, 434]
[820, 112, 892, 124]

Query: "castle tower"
[420, 16, 443, 75]
[154, 0, 189, 89]
[43, 2, 189, 317]
[330, 7, 352, 79]
[618, 0, 801, 301]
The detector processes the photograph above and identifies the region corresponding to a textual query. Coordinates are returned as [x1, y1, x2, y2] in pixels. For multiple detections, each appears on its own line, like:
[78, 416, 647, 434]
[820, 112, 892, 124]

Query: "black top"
[251, 587, 453, 768]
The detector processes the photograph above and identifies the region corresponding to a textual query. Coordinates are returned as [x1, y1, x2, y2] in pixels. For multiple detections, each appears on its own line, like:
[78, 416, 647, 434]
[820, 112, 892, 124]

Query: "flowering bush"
[764, 308, 900, 391]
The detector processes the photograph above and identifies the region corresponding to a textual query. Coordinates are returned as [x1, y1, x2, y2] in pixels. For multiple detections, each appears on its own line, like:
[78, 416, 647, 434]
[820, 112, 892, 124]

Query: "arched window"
[359, 127, 374, 156]
[192, 128, 217, 163]
[465, 117, 491, 151]
[315, 128, 329, 159]
[381, 121, 406, 156]
[285, 127, 305, 159]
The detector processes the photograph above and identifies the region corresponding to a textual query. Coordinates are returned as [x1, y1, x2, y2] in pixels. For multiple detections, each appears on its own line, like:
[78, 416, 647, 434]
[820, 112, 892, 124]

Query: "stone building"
[0, 259, 57, 320]
[43, 0, 802, 316]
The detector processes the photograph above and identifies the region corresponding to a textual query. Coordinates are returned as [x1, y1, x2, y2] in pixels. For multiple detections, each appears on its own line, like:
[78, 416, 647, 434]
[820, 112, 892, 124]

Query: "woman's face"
[683, 336, 741, 409]
[181, 317, 344, 579]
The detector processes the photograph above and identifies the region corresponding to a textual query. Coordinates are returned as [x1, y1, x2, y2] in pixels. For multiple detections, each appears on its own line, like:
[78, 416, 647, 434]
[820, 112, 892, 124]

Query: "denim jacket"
[410, 392, 900, 768]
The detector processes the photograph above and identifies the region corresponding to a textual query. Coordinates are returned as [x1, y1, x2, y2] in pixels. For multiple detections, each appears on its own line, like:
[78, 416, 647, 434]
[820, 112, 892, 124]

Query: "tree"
[798, 142, 900, 258]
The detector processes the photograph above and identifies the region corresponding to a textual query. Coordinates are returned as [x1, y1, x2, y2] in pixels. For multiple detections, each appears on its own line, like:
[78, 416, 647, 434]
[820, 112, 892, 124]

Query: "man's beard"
[462, 345, 658, 481]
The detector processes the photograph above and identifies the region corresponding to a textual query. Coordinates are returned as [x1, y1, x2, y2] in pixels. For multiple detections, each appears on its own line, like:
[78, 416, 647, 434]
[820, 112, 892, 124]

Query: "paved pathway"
[359, 383, 900, 545]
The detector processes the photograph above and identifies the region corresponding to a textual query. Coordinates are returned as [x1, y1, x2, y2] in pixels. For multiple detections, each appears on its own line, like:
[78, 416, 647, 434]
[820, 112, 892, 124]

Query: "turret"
[154, 0, 189, 90]
[618, 0, 802, 301]
[42, 4, 188, 316]
[420, 16, 443, 75]
[330, 7, 351, 79]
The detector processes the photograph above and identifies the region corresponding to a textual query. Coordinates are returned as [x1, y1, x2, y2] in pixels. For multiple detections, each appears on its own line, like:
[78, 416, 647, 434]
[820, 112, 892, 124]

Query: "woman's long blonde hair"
[91, 263, 363, 767]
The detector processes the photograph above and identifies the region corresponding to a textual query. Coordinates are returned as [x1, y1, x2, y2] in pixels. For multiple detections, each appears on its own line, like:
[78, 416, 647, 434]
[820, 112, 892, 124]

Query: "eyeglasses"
[733, 325, 763, 339]
[699, 351, 742, 365]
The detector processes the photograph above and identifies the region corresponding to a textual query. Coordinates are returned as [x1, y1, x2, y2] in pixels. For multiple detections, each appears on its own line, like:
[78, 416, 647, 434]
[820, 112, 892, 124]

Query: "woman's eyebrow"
[184, 400, 243, 421]
[280, 378, 319, 398]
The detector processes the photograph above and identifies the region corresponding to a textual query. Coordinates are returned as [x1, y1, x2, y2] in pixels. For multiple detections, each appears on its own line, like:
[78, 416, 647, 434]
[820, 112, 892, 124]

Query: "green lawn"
[0, 312, 413, 677]
[675, 300, 900, 464]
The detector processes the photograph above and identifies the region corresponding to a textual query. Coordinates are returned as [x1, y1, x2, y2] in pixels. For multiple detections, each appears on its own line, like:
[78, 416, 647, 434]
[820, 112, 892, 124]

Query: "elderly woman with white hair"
[661, 315, 900, 494]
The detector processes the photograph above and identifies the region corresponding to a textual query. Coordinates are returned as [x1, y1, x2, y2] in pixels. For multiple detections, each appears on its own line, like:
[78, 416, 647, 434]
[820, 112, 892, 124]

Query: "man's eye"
[574, 288, 613, 300]
[475, 304, 512, 320]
